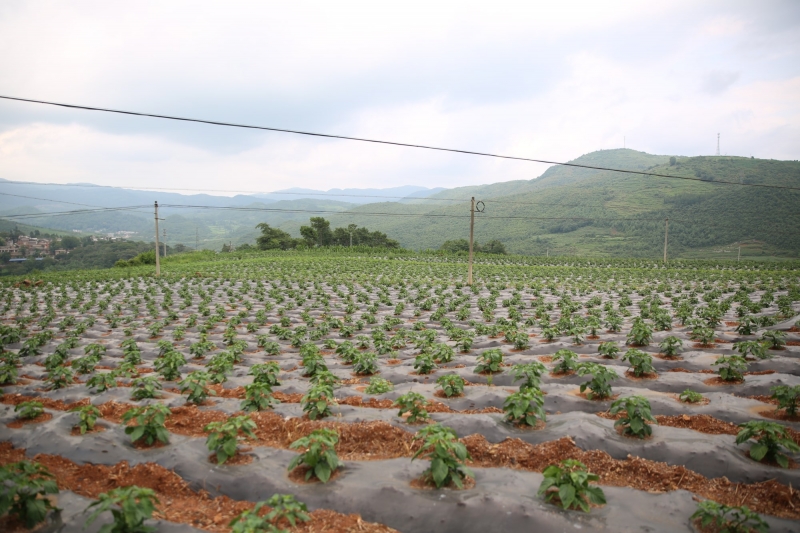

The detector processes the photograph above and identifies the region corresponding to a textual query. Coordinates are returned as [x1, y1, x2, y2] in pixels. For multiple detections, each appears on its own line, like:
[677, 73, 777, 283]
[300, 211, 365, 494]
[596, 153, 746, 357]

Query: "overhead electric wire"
[2, 205, 151, 220]
[2, 94, 799, 192]
[0, 191, 102, 208]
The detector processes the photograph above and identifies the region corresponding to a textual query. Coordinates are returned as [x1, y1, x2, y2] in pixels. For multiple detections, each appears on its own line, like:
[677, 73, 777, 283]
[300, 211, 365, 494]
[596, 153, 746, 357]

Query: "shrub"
[394, 392, 429, 423]
[121, 404, 171, 446]
[0, 461, 60, 529]
[85, 486, 159, 533]
[241, 383, 279, 412]
[510, 361, 547, 391]
[503, 389, 546, 426]
[412, 424, 473, 489]
[712, 355, 747, 382]
[537, 459, 605, 512]
[679, 389, 705, 404]
[301, 384, 335, 420]
[288, 428, 340, 483]
[205, 415, 257, 464]
[691, 500, 768, 533]
[609, 395, 656, 439]
[15, 401, 44, 420]
[736, 421, 800, 468]
[178, 371, 215, 404]
[436, 374, 465, 397]
[552, 349, 578, 374]
[576, 363, 618, 400]
[365, 377, 393, 394]
[71, 404, 102, 434]
[597, 342, 620, 359]
[658, 336, 683, 357]
[622, 349, 655, 377]
[771, 385, 800, 417]
[474, 348, 503, 374]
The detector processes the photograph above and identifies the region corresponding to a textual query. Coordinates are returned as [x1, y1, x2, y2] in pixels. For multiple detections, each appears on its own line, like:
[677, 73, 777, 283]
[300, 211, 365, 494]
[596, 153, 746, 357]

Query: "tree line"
[255, 217, 400, 250]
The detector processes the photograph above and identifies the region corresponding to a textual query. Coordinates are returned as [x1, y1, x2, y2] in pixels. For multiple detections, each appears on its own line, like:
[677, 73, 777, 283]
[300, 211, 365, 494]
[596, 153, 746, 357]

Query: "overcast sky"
[0, 0, 798, 194]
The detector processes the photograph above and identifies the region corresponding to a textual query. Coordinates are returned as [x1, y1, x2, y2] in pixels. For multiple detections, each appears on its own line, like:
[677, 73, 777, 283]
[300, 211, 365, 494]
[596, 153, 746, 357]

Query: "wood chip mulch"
[0, 442, 397, 533]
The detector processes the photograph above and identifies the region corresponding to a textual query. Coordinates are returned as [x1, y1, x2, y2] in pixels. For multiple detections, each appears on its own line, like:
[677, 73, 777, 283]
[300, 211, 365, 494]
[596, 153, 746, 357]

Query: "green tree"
[255, 223, 298, 250]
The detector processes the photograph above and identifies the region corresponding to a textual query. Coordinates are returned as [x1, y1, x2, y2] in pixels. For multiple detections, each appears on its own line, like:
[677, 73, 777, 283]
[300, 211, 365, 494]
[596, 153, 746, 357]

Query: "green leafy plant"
[679, 389, 705, 404]
[435, 374, 465, 397]
[15, 400, 44, 420]
[690, 500, 768, 533]
[121, 404, 171, 446]
[71, 404, 102, 434]
[597, 341, 620, 359]
[46, 365, 74, 390]
[658, 336, 683, 357]
[154, 350, 185, 381]
[537, 459, 605, 512]
[394, 391, 430, 423]
[301, 383, 335, 420]
[626, 318, 653, 346]
[552, 349, 578, 374]
[503, 389, 546, 426]
[622, 349, 655, 377]
[130, 376, 162, 401]
[474, 348, 503, 374]
[412, 424, 474, 489]
[240, 382, 278, 412]
[352, 352, 379, 375]
[510, 361, 547, 391]
[249, 362, 281, 387]
[712, 355, 747, 382]
[761, 330, 787, 349]
[0, 362, 18, 385]
[771, 384, 800, 417]
[264, 493, 310, 528]
[734, 340, 770, 360]
[178, 371, 215, 404]
[0, 461, 60, 529]
[609, 395, 657, 438]
[577, 363, 618, 400]
[413, 353, 438, 375]
[87, 371, 118, 393]
[288, 428, 340, 483]
[84, 486, 159, 533]
[365, 376, 393, 394]
[431, 343, 455, 363]
[205, 415, 257, 464]
[735, 420, 800, 468]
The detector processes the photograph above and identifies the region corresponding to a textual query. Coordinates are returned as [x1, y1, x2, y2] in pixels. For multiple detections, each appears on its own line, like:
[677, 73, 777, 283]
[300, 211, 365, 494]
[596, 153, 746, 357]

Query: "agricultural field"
[1, 252, 800, 532]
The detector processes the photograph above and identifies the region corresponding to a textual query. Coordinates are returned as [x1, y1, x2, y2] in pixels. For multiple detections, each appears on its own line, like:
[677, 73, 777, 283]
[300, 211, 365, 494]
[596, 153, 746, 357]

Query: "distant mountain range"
[1, 150, 798, 258]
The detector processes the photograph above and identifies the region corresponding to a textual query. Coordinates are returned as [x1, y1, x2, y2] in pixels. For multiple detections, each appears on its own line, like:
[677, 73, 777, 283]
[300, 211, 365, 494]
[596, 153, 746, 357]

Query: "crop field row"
[1, 254, 799, 532]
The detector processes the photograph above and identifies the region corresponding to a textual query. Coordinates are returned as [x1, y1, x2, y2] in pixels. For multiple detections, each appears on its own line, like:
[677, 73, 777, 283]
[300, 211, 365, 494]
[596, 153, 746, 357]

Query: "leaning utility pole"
[467, 197, 475, 286]
[154, 201, 161, 276]
[663, 218, 669, 263]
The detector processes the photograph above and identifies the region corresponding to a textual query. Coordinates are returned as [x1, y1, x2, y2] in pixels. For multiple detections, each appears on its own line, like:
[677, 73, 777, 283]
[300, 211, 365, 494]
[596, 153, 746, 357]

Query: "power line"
[0, 191, 104, 208]
[2, 94, 799, 192]
[1, 205, 151, 220]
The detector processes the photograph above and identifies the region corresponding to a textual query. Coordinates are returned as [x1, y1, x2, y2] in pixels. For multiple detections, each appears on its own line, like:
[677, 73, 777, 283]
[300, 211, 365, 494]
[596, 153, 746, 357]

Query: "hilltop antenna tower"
[716, 133, 720, 156]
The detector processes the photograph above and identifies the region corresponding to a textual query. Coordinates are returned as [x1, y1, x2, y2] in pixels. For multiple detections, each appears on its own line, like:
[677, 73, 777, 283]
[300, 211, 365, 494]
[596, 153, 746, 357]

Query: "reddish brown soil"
[653, 353, 683, 360]
[693, 343, 717, 349]
[670, 394, 711, 406]
[725, 322, 740, 327]
[0, 442, 396, 533]
[576, 391, 619, 402]
[538, 355, 554, 363]
[207, 452, 253, 466]
[433, 390, 463, 399]
[70, 425, 106, 436]
[549, 370, 575, 378]
[288, 464, 343, 484]
[786, 341, 800, 346]
[703, 377, 744, 386]
[745, 370, 776, 376]
[0, 393, 90, 410]
[757, 408, 800, 424]
[410, 474, 476, 491]
[624, 370, 658, 380]
[6, 413, 53, 428]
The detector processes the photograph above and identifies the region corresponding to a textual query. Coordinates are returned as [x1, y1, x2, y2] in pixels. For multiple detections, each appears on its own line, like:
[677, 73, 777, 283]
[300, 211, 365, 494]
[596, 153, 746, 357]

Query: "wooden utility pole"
[163, 228, 167, 257]
[663, 218, 669, 263]
[195, 227, 198, 251]
[738, 245, 741, 262]
[154, 201, 161, 277]
[467, 197, 475, 286]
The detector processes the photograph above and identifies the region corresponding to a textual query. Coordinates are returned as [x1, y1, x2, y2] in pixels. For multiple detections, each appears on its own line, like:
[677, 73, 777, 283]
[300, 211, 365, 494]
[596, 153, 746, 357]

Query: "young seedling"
[121, 403, 171, 446]
[690, 326, 716, 346]
[436, 374, 465, 397]
[761, 330, 787, 349]
[735, 340, 771, 360]
[510, 361, 547, 391]
[537, 459, 605, 512]
[597, 341, 620, 359]
[365, 376, 393, 394]
[691, 500, 768, 533]
[249, 362, 281, 387]
[46, 365, 74, 390]
[609, 395, 657, 439]
[503, 389, 546, 427]
[577, 363, 618, 400]
[658, 336, 683, 358]
[622, 349, 655, 377]
[15, 401, 44, 420]
[0, 461, 60, 529]
[240, 382, 279, 412]
[394, 391, 430, 423]
[264, 493, 310, 528]
[431, 343, 455, 363]
[736, 420, 800, 468]
[771, 385, 800, 417]
[288, 428, 340, 483]
[352, 352, 379, 375]
[85, 486, 159, 533]
[552, 349, 578, 374]
[154, 350, 186, 381]
[205, 415, 257, 465]
[71, 404, 102, 434]
[178, 371, 216, 404]
[0, 362, 18, 385]
[130, 376, 162, 401]
[474, 348, 504, 374]
[626, 318, 653, 346]
[301, 383, 335, 420]
[679, 389, 705, 404]
[86, 371, 118, 393]
[712, 355, 747, 382]
[412, 424, 474, 489]
[414, 353, 438, 375]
